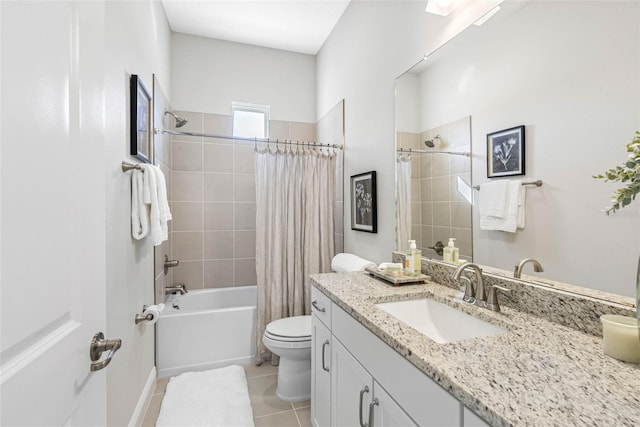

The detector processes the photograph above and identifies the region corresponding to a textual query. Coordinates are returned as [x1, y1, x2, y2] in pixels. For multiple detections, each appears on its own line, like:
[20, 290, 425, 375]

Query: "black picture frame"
[487, 125, 525, 178]
[130, 74, 152, 164]
[350, 171, 377, 233]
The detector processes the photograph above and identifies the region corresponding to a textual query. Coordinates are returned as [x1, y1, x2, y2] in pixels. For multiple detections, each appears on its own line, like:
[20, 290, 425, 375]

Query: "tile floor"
[142, 363, 312, 427]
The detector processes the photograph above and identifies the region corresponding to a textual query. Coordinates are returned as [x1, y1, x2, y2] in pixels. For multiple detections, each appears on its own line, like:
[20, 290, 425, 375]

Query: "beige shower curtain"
[254, 145, 336, 364]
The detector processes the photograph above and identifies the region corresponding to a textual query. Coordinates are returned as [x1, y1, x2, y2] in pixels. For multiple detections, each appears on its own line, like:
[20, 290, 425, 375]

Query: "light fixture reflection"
[425, 0, 466, 16]
[474, 5, 501, 26]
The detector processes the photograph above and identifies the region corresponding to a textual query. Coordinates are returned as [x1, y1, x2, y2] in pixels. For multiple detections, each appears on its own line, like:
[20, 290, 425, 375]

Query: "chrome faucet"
[451, 262, 486, 307]
[165, 284, 187, 295]
[513, 258, 544, 278]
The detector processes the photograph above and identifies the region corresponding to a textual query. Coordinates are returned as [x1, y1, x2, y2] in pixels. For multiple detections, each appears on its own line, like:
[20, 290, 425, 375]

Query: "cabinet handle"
[359, 385, 370, 427]
[312, 300, 326, 313]
[321, 340, 330, 372]
[368, 397, 380, 426]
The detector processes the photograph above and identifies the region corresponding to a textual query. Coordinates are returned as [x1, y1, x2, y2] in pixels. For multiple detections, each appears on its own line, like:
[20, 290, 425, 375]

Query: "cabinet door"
[332, 339, 373, 427]
[312, 315, 332, 427]
[370, 382, 418, 427]
[463, 406, 490, 427]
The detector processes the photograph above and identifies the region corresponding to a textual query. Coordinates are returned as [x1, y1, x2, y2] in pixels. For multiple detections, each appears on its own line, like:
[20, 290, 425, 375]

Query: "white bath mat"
[156, 365, 255, 427]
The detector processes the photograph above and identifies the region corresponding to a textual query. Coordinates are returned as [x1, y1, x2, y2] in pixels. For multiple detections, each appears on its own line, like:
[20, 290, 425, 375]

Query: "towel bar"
[473, 180, 542, 191]
[122, 161, 144, 172]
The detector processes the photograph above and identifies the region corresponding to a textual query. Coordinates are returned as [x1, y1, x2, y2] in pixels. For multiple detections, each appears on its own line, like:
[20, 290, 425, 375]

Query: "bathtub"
[156, 286, 257, 378]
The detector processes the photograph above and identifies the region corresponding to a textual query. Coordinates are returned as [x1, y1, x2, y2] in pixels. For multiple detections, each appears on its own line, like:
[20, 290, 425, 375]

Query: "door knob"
[90, 332, 122, 372]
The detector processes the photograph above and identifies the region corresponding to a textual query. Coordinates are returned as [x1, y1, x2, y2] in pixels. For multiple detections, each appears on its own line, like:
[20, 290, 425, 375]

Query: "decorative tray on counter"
[365, 265, 431, 286]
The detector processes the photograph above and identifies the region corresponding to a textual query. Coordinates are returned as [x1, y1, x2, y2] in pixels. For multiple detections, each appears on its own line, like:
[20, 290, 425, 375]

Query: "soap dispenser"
[406, 240, 422, 274]
[443, 238, 459, 264]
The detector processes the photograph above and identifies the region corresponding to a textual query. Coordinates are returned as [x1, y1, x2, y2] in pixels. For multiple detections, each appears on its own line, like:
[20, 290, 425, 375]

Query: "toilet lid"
[265, 315, 311, 339]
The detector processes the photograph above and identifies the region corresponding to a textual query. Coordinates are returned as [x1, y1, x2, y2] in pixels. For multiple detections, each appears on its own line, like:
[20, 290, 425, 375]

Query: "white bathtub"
[156, 286, 257, 378]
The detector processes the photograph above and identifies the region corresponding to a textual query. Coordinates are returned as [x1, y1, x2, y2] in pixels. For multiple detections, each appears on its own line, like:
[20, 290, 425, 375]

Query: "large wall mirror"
[396, 0, 639, 298]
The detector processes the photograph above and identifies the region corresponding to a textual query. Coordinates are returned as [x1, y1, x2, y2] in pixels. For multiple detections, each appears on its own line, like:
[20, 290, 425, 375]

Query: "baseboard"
[128, 367, 157, 427]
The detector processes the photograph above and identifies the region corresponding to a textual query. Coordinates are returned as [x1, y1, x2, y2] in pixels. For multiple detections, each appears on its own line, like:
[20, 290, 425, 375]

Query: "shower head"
[424, 135, 441, 148]
[165, 111, 188, 128]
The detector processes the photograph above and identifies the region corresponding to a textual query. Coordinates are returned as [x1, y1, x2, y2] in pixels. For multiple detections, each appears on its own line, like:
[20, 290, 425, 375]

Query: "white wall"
[104, 1, 171, 425]
[171, 33, 316, 122]
[316, 0, 500, 264]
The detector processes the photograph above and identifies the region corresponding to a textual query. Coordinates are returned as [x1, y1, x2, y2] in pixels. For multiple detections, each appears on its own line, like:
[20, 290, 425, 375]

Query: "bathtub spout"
[165, 284, 187, 295]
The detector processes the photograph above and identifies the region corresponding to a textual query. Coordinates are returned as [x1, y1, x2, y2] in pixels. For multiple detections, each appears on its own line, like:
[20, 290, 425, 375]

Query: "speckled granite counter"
[310, 272, 640, 427]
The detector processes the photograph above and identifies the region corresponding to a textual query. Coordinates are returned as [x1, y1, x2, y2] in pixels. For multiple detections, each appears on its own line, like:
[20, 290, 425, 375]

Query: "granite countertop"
[310, 272, 640, 427]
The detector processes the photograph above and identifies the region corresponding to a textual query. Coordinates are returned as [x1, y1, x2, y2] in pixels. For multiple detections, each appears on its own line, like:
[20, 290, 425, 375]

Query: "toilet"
[262, 315, 312, 401]
[262, 253, 375, 402]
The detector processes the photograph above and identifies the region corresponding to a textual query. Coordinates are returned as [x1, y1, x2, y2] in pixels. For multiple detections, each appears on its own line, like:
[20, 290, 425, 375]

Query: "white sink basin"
[376, 298, 505, 344]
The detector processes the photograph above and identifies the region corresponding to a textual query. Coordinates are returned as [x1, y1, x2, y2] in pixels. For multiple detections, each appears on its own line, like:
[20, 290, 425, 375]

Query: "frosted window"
[232, 102, 270, 139]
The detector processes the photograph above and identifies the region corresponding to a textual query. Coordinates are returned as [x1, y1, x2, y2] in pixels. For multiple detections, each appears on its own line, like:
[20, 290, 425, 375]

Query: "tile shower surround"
[169, 111, 318, 290]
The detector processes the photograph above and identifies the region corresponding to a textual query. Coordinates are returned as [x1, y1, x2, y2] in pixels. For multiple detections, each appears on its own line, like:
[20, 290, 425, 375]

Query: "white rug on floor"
[155, 365, 255, 427]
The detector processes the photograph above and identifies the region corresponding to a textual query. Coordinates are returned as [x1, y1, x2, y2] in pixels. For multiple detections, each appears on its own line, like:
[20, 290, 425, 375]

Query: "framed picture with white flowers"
[350, 171, 377, 233]
[487, 125, 525, 178]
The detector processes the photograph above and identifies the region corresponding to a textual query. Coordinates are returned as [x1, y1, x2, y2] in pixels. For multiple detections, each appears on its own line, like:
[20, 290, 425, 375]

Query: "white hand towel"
[153, 165, 172, 242]
[517, 185, 527, 229]
[141, 164, 163, 246]
[131, 169, 148, 240]
[480, 180, 523, 233]
[331, 253, 376, 272]
[478, 181, 509, 218]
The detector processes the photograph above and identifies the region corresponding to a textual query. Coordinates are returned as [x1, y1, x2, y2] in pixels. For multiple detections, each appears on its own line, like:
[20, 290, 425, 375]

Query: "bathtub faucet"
[165, 284, 187, 295]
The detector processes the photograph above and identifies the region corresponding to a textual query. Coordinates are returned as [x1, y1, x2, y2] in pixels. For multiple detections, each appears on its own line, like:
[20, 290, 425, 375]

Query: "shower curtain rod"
[396, 148, 470, 157]
[159, 129, 343, 150]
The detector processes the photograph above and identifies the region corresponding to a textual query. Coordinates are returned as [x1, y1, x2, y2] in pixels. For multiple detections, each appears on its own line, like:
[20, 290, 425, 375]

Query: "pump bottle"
[443, 238, 459, 264]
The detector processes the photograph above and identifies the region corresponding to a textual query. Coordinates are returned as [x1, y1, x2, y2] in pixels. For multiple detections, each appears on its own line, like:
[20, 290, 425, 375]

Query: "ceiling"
[161, 0, 352, 55]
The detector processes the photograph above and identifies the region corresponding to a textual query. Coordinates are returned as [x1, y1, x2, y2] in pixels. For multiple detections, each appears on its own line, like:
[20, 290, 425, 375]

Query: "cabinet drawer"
[311, 286, 332, 328]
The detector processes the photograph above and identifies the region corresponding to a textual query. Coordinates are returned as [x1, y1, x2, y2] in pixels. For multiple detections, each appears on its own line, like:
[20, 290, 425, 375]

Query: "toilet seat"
[265, 315, 311, 341]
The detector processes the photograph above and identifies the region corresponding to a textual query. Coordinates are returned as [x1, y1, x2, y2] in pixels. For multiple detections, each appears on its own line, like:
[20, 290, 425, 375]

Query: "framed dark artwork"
[130, 74, 152, 164]
[487, 125, 525, 178]
[350, 171, 377, 233]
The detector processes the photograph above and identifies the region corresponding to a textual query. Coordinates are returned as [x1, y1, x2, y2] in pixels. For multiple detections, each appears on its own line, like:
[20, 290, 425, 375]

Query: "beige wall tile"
[432, 201, 451, 227]
[172, 142, 202, 172]
[203, 231, 233, 259]
[411, 156, 421, 178]
[204, 259, 234, 288]
[334, 201, 343, 234]
[204, 202, 233, 230]
[431, 176, 450, 202]
[171, 202, 203, 232]
[234, 174, 256, 202]
[172, 172, 202, 202]
[433, 226, 452, 250]
[172, 231, 203, 261]
[234, 203, 256, 230]
[203, 113, 232, 137]
[172, 260, 203, 290]
[289, 122, 316, 142]
[450, 153, 470, 174]
[204, 173, 233, 202]
[235, 258, 257, 286]
[451, 201, 472, 229]
[421, 201, 433, 225]
[234, 231, 256, 258]
[269, 120, 290, 140]
[419, 177, 431, 202]
[234, 145, 255, 174]
[160, 163, 171, 202]
[431, 154, 450, 177]
[452, 228, 472, 259]
[204, 144, 234, 173]
[419, 154, 431, 178]
[411, 202, 421, 226]
[421, 226, 434, 255]
[411, 225, 421, 248]
[410, 178, 420, 202]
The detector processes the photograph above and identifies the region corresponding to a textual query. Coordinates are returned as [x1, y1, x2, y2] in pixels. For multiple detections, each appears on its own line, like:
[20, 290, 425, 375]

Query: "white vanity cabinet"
[332, 338, 416, 427]
[311, 287, 332, 427]
[311, 287, 464, 427]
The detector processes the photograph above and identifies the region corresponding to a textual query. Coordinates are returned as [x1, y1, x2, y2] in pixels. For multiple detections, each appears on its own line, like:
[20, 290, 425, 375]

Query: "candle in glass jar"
[601, 314, 640, 364]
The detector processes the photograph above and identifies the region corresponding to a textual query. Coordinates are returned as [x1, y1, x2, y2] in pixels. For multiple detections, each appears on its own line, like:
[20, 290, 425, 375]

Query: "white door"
[331, 339, 373, 427]
[1, 1, 110, 425]
[311, 315, 331, 427]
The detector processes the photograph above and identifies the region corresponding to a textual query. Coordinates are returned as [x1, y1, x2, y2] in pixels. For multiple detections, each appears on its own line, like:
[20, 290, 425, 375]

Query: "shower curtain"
[254, 145, 336, 364]
[396, 155, 412, 251]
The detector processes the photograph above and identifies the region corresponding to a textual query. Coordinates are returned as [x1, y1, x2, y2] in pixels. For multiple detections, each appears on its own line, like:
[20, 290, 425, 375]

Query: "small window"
[232, 102, 270, 139]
